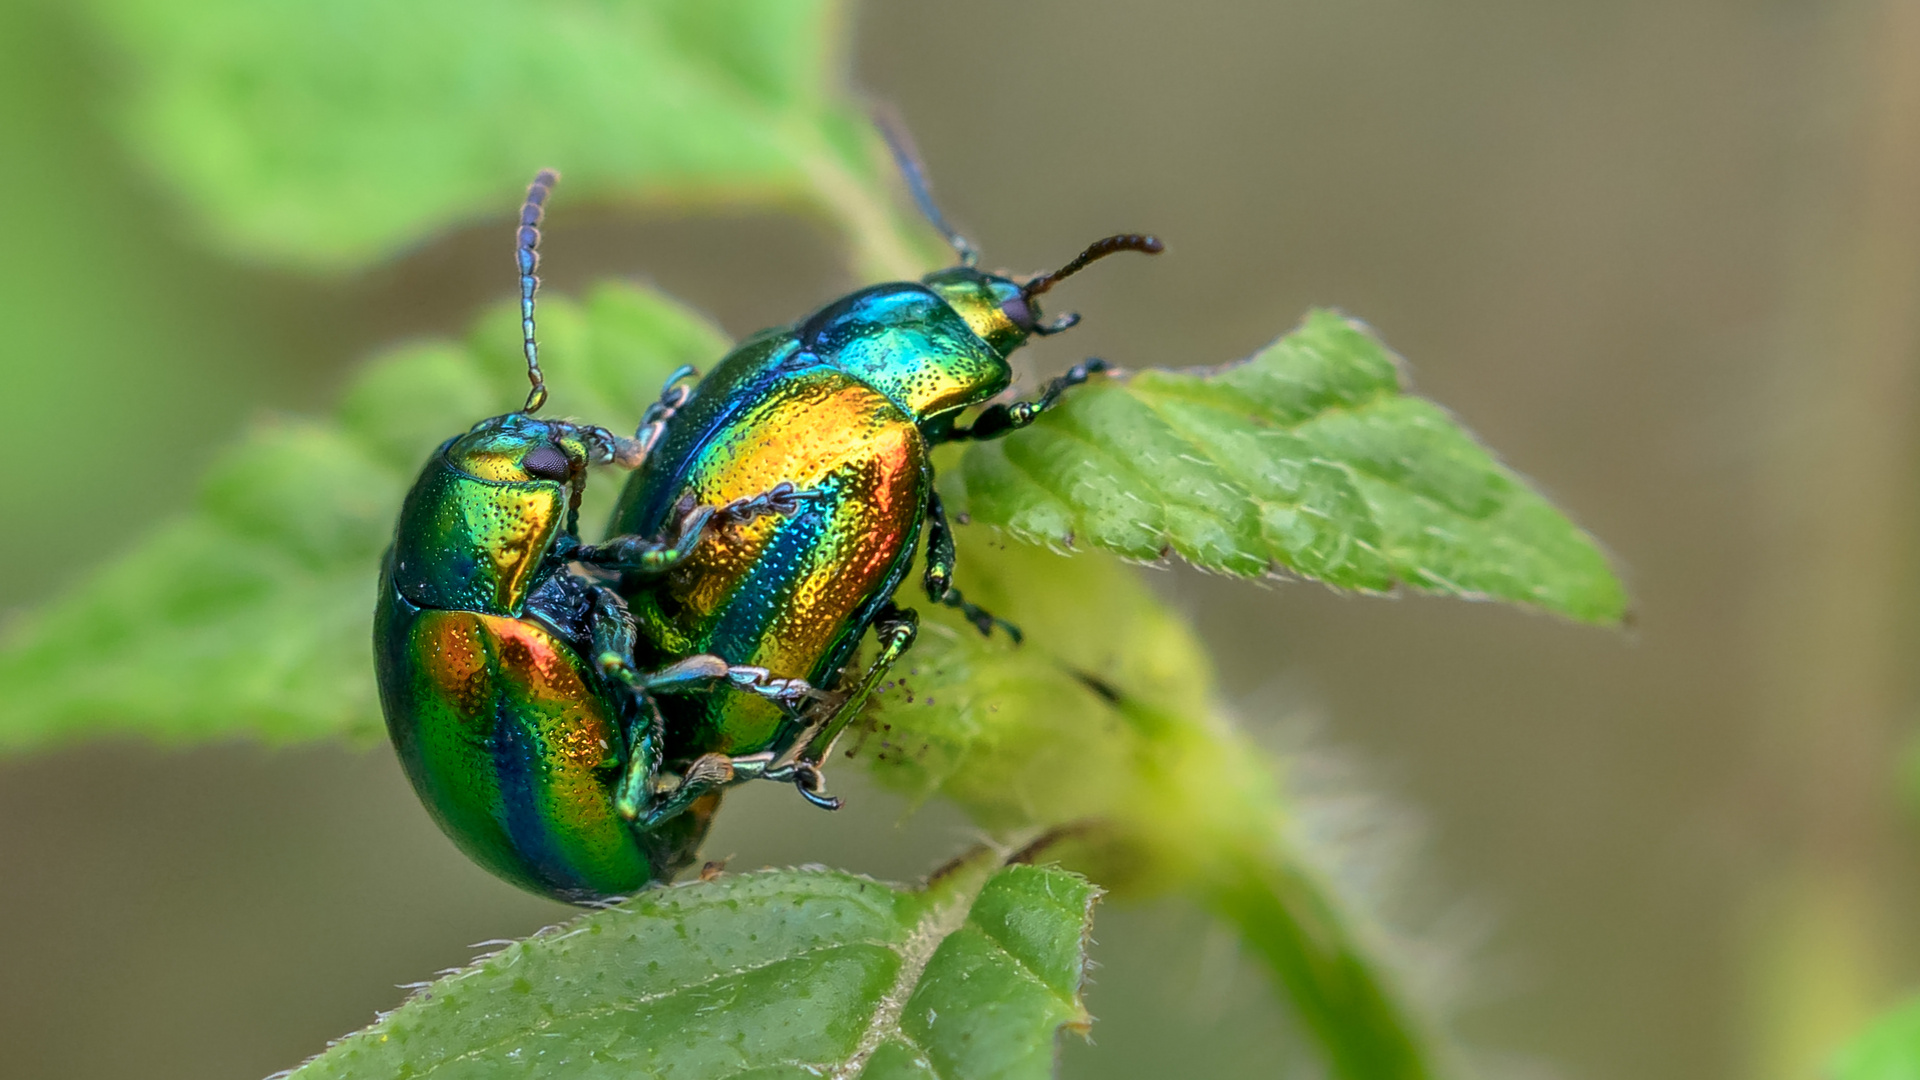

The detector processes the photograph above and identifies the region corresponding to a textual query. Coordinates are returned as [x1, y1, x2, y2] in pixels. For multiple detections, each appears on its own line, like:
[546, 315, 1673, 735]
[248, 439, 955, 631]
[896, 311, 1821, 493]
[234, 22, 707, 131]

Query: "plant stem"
[1202, 850, 1445, 1080]
[791, 136, 924, 282]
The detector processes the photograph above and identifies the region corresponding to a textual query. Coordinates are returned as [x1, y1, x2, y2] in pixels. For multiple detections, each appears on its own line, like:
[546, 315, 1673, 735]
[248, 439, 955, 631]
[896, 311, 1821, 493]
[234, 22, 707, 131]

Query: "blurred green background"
[3, 1, 1919, 1078]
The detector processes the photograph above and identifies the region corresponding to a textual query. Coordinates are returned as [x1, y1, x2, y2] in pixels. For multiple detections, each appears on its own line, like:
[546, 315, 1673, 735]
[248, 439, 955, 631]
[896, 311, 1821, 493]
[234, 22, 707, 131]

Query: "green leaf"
[81, 0, 924, 276]
[854, 527, 1456, 1080]
[1834, 996, 1920, 1080]
[953, 309, 1628, 624]
[0, 288, 1492, 1080]
[286, 851, 1098, 1080]
[1, 286, 1468, 1076]
[0, 283, 718, 749]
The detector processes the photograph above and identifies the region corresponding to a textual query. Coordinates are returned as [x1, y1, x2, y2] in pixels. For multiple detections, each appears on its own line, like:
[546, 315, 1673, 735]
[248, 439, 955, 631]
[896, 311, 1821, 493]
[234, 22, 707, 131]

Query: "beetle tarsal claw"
[791, 764, 842, 811]
[724, 666, 814, 704]
[711, 482, 820, 530]
[681, 754, 735, 786]
[605, 433, 651, 469]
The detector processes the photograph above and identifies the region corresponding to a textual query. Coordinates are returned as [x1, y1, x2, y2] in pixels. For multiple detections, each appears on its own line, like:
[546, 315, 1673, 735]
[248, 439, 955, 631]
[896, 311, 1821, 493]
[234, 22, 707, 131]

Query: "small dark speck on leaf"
[1072, 670, 1124, 705]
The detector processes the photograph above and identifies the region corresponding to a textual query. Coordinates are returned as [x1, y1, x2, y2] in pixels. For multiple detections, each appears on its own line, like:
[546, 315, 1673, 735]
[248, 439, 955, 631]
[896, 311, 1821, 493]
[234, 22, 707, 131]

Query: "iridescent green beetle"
[374, 171, 821, 901]
[603, 119, 1162, 819]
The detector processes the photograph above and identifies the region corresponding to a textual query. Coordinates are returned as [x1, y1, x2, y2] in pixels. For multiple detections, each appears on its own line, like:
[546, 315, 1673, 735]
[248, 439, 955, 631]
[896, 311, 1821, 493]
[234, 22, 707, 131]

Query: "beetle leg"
[635, 750, 799, 828]
[611, 695, 671, 825]
[610, 652, 815, 707]
[608, 670, 808, 825]
[580, 585, 670, 822]
[940, 358, 1110, 442]
[921, 491, 1022, 642]
[596, 366, 704, 467]
[635, 743, 854, 828]
[627, 365, 701, 462]
[770, 604, 921, 811]
[575, 483, 814, 577]
[603, 652, 813, 825]
[584, 585, 812, 823]
[575, 502, 717, 576]
[709, 481, 817, 525]
[633, 753, 740, 827]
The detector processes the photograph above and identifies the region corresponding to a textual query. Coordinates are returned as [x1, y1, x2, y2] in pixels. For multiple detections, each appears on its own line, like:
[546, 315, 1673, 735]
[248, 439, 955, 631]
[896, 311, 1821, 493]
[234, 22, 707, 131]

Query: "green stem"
[788, 127, 946, 283]
[1200, 849, 1444, 1080]
[1121, 694, 1452, 1080]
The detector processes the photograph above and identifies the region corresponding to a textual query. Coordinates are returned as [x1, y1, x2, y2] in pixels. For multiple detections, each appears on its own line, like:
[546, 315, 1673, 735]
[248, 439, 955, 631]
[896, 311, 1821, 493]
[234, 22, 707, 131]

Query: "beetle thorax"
[800, 279, 1020, 426]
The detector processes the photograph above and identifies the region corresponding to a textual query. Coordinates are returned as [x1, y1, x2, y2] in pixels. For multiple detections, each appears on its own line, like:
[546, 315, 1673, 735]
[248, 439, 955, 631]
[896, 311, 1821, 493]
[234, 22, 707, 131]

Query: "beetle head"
[922, 234, 1163, 359]
[448, 414, 594, 489]
[392, 414, 602, 616]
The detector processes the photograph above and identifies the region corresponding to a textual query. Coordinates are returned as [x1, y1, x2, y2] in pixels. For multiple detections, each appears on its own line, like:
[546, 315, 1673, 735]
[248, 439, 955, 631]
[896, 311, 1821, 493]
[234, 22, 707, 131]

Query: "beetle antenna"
[1020, 233, 1163, 335]
[516, 168, 560, 413]
[1021, 233, 1164, 301]
[871, 104, 978, 268]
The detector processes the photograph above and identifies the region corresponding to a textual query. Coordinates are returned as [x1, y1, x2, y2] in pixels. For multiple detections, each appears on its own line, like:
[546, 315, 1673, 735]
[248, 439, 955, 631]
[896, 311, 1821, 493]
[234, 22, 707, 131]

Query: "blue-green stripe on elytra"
[490, 696, 592, 896]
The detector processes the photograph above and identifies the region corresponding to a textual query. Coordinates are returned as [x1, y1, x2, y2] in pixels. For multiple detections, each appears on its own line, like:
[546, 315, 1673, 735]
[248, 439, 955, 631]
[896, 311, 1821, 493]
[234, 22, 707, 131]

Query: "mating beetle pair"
[374, 127, 1161, 902]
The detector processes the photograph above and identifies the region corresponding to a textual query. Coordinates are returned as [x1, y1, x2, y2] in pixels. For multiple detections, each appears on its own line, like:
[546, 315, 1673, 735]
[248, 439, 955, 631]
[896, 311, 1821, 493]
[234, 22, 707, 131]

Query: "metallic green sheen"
[389, 452, 564, 615]
[606, 271, 1032, 764]
[376, 415, 711, 902]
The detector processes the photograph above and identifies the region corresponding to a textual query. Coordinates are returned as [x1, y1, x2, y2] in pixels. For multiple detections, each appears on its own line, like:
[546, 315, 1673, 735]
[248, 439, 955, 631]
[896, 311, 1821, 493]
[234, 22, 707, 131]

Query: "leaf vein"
[411, 937, 898, 1078]
[966, 926, 1074, 1008]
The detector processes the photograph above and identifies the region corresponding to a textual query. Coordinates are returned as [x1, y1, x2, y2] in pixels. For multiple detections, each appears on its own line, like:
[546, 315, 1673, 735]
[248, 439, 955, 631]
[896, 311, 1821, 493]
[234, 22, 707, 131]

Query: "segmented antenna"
[1021, 233, 1164, 300]
[871, 104, 977, 268]
[517, 169, 560, 413]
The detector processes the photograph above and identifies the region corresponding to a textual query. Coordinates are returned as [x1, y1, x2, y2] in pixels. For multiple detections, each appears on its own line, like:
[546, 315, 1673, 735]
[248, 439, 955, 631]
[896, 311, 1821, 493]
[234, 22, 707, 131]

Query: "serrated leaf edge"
[278, 853, 1097, 1080]
[965, 308, 1627, 624]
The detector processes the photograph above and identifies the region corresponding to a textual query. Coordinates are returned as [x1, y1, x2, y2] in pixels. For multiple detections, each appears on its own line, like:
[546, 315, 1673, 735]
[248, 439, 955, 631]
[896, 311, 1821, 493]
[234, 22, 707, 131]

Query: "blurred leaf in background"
[0, 275, 1608, 1078]
[0, 262, 1619, 748]
[80, 0, 926, 276]
[1833, 995, 1920, 1080]
[0, 285, 724, 748]
[0, 1, 308, 611]
[0, 1, 1637, 1078]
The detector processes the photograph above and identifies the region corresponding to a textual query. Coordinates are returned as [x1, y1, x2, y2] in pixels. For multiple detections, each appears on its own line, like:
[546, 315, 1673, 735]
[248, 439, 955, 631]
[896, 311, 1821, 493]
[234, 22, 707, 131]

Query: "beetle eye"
[522, 443, 571, 481]
[999, 294, 1035, 332]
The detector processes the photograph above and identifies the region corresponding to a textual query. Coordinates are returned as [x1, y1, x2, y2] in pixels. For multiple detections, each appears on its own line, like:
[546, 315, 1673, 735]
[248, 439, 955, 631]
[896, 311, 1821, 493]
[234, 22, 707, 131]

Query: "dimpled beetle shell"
[606, 267, 1032, 761]
[376, 415, 720, 901]
[375, 149, 1156, 902]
